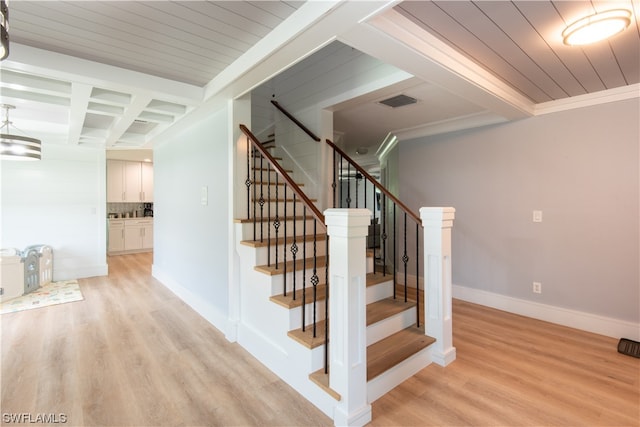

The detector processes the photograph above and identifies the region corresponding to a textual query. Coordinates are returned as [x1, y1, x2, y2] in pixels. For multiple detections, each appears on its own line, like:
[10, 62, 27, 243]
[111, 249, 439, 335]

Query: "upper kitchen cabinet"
[107, 160, 153, 202]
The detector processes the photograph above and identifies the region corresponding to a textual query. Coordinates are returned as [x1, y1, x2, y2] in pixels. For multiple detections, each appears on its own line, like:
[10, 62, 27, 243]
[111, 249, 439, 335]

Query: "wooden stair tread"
[252, 181, 304, 186]
[367, 325, 435, 381]
[286, 295, 416, 346]
[241, 233, 327, 248]
[309, 370, 341, 401]
[366, 297, 416, 326]
[366, 272, 394, 287]
[251, 198, 318, 203]
[270, 283, 327, 309]
[251, 167, 293, 173]
[255, 255, 327, 276]
[271, 273, 391, 310]
[234, 215, 307, 224]
[287, 319, 326, 349]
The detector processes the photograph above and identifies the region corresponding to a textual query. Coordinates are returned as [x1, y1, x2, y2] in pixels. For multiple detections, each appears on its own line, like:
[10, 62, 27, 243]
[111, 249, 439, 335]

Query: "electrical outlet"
[533, 210, 543, 222]
[533, 282, 542, 294]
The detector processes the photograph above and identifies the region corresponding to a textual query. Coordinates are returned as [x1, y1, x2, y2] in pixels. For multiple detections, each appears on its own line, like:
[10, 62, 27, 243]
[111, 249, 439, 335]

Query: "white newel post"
[324, 209, 372, 427]
[420, 207, 456, 366]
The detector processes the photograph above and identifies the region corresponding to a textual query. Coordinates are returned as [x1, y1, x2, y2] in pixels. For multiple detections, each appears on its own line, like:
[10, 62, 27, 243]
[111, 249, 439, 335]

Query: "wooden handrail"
[271, 100, 321, 142]
[326, 139, 422, 226]
[240, 124, 325, 224]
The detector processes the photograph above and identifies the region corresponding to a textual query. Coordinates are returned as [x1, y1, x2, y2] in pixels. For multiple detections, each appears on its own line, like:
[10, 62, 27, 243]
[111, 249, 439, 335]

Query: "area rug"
[1, 280, 84, 314]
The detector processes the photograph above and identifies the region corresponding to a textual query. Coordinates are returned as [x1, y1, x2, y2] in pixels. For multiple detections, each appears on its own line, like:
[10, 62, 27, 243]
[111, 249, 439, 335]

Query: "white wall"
[1, 144, 108, 280]
[398, 99, 639, 326]
[152, 107, 230, 330]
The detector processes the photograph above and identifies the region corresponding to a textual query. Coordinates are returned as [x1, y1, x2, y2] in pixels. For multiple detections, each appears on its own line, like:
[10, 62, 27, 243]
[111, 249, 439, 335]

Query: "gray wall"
[152, 107, 230, 327]
[399, 98, 639, 323]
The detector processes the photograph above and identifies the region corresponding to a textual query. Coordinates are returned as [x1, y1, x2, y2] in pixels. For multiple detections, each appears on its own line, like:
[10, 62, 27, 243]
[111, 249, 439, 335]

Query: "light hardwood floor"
[2, 253, 638, 426]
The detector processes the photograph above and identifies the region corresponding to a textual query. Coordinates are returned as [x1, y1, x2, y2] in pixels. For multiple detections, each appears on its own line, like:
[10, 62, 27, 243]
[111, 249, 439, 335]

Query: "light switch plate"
[201, 186, 208, 206]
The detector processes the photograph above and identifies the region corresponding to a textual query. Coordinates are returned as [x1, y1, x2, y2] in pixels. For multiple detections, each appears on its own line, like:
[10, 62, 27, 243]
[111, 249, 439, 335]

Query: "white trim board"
[453, 285, 640, 341]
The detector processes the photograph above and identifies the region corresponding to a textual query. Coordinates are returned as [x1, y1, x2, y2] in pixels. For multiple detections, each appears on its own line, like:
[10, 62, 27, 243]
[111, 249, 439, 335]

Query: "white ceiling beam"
[105, 95, 152, 147]
[5, 44, 203, 107]
[68, 83, 92, 145]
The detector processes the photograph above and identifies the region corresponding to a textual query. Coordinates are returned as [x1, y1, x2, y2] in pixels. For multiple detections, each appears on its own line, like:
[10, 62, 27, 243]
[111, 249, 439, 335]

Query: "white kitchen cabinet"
[124, 219, 153, 251]
[108, 219, 152, 254]
[107, 160, 153, 203]
[141, 161, 153, 202]
[108, 220, 125, 253]
[107, 161, 126, 202]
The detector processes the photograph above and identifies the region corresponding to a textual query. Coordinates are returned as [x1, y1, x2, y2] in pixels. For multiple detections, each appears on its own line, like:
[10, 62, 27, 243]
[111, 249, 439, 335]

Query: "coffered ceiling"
[0, 1, 638, 152]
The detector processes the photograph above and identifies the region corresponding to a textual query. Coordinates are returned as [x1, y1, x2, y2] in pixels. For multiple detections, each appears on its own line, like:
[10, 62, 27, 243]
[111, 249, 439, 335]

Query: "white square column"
[420, 207, 456, 366]
[324, 208, 372, 427]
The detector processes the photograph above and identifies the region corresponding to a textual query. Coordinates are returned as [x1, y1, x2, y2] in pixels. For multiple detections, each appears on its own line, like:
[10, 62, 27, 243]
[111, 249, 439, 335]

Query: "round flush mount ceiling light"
[562, 9, 632, 46]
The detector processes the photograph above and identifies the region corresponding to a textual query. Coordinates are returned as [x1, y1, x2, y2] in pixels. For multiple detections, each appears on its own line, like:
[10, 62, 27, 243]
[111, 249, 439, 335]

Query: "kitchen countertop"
[108, 217, 154, 221]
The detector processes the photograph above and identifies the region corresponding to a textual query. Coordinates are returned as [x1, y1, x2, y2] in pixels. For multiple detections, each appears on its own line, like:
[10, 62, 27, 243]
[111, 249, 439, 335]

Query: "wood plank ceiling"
[9, 1, 303, 86]
[395, 0, 640, 104]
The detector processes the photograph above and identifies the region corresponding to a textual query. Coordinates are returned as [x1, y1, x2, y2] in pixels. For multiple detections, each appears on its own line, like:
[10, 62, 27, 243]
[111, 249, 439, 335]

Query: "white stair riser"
[249, 183, 306, 199]
[267, 267, 328, 296]
[366, 280, 394, 304]
[240, 218, 321, 239]
[367, 307, 417, 346]
[287, 299, 327, 330]
[249, 201, 320, 218]
[251, 240, 328, 266]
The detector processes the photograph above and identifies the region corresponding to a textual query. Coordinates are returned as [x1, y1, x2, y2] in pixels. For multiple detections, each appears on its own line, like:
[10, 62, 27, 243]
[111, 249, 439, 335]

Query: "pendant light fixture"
[1, 105, 42, 161]
[1, 0, 9, 60]
[562, 9, 632, 46]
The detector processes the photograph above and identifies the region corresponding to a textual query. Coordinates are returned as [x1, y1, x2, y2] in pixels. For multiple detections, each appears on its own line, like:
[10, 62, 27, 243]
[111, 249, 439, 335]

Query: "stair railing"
[239, 124, 330, 374]
[326, 139, 423, 327]
[270, 100, 423, 328]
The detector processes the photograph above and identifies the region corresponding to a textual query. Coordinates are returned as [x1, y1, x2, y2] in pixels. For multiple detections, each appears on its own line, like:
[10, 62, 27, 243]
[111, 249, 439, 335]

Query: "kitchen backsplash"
[108, 202, 153, 218]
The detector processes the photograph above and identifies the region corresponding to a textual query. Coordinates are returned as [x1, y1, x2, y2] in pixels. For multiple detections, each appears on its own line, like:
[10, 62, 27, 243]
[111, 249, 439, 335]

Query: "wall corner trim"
[453, 285, 640, 341]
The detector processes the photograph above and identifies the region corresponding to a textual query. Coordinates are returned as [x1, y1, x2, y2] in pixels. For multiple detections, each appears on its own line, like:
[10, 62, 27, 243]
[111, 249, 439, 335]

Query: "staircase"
[234, 123, 448, 423]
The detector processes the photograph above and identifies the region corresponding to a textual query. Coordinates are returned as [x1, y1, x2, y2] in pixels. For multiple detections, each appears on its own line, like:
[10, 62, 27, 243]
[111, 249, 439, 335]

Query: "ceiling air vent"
[378, 94, 418, 108]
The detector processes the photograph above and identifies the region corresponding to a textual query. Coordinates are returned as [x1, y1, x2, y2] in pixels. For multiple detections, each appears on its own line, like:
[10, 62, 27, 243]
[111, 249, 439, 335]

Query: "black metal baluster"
[339, 155, 344, 208]
[416, 222, 420, 327]
[267, 163, 272, 266]
[253, 146, 257, 241]
[283, 185, 287, 297]
[302, 207, 307, 332]
[393, 204, 397, 300]
[324, 234, 329, 374]
[382, 194, 387, 277]
[332, 149, 337, 208]
[355, 172, 359, 208]
[274, 173, 280, 269]
[259, 155, 265, 242]
[311, 219, 319, 338]
[403, 212, 408, 303]
[245, 138, 251, 220]
[291, 194, 298, 300]
[346, 163, 351, 208]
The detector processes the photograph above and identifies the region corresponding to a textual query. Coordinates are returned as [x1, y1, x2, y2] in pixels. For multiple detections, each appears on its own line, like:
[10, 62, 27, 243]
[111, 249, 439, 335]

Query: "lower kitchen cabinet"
[108, 218, 153, 255]
[108, 220, 125, 253]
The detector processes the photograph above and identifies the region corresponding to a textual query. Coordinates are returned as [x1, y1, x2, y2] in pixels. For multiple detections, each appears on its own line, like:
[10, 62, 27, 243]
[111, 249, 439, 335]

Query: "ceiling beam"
[105, 95, 152, 147]
[68, 83, 92, 145]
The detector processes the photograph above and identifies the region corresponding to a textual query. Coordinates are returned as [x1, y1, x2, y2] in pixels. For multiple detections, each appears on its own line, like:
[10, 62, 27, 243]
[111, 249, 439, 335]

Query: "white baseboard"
[152, 265, 228, 335]
[453, 285, 640, 341]
[56, 264, 108, 281]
